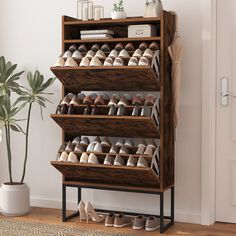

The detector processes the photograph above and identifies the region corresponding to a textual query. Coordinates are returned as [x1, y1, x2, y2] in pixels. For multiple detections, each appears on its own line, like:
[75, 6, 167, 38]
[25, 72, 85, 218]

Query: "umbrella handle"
[169, 11, 179, 35]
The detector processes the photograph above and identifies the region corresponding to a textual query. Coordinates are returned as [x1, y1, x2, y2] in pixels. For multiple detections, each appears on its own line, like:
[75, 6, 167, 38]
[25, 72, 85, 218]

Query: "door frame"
[201, 0, 217, 225]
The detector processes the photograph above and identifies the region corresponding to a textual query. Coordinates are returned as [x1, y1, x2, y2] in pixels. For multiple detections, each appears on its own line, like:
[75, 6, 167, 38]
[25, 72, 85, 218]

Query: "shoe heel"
[86, 213, 91, 223]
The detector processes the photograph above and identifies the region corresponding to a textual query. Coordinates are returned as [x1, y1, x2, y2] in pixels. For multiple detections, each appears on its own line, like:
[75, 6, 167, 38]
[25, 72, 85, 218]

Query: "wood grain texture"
[50, 66, 159, 92]
[51, 161, 159, 188]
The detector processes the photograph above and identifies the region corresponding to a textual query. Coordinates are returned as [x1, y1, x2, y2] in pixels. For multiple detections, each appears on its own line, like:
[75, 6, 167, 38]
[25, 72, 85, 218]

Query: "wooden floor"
[1, 207, 236, 236]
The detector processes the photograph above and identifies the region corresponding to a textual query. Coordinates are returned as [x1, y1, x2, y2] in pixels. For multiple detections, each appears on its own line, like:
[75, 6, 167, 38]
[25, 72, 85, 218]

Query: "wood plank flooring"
[1, 207, 236, 236]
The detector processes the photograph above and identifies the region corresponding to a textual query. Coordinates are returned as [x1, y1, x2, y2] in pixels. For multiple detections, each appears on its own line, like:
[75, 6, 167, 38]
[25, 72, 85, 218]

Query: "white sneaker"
[138, 56, 149, 66]
[128, 57, 138, 66]
[113, 57, 124, 67]
[137, 156, 148, 168]
[54, 57, 65, 67]
[88, 153, 100, 164]
[118, 49, 131, 59]
[93, 143, 103, 153]
[132, 49, 143, 59]
[95, 50, 106, 60]
[108, 49, 118, 60]
[127, 155, 137, 167]
[114, 155, 125, 166]
[143, 48, 154, 59]
[58, 151, 68, 162]
[67, 152, 78, 163]
[104, 154, 114, 165]
[80, 57, 90, 67]
[72, 50, 83, 60]
[85, 50, 95, 59]
[90, 57, 103, 67]
[80, 152, 89, 163]
[65, 57, 78, 67]
[104, 57, 113, 67]
[87, 143, 96, 152]
[63, 50, 72, 60]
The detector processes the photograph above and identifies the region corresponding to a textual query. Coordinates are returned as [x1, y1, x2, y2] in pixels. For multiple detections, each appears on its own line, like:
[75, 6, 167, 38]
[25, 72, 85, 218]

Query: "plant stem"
[20, 102, 32, 184]
[5, 123, 13, 184]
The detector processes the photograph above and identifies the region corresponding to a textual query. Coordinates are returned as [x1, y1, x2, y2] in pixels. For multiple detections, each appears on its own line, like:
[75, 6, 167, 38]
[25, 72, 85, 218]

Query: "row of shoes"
[60, 93, 156, 107]
[58, 151, 149, 168]
[78, 200, 160, 232]
[54, 42, 159, 67]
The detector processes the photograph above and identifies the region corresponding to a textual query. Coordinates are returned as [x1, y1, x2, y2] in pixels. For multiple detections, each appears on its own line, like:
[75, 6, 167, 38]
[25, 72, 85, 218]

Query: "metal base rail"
[62, 184, 174, 234]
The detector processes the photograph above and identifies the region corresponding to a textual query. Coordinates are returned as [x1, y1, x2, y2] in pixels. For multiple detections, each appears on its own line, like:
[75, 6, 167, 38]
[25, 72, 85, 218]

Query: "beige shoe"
[84, 202, 105, 223]
[133, 49, 143, 59]
[138, 57, 149, 66]
[118, 49, 131, 59]
[65, 57, 78, 67]
[58, 151, 68, 162]
[85, 50, 95, 59]
[93, 143, 103, 153]
[95, 50, 106, 60]
[114, 155, 125, 166]
[88, 153, 100, 164]
[80, 57, 90, 67]
[87, 143, 96, 152]
[144, 144, 155, 156]
[136, 144, 146, 155]
[90, 57, 103, 67]
[137, 156, 148, 168]
[145, 216, 160, 232]
[54, 57, 65, 67]
[128, 57, 138, 66]
[113, 57, 124, 67]
[67, 152, 78, 163]
[63, 50, 72, 60]
[114, 213, 131, 228]
[143, 48, 154, 59]
[72, 50, 83, 60]
[80, 152, 89, 163]
[127, 155, 137, 167]
[103, 57, 113, 67]
[78, 200, 87, 222]
[108, 49, 118, 60]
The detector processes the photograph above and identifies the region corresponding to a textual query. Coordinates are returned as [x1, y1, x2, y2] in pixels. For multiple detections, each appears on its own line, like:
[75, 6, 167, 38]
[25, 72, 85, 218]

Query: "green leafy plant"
[113, 0, 125, 12]
[0, 56, 56, 184]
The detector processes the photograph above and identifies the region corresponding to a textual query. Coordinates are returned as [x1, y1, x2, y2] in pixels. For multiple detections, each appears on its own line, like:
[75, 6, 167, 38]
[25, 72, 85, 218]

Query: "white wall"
[0, 0, 202, 223]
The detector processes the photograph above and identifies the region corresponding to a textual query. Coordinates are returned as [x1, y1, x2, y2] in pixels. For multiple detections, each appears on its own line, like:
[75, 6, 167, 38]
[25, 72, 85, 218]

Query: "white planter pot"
[0, 183, 30, 216]
[111, 11, 127, 19]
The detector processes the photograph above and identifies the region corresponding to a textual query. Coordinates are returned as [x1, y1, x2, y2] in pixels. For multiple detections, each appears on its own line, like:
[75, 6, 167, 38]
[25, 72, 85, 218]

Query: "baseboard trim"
[30, 196, 201, 224]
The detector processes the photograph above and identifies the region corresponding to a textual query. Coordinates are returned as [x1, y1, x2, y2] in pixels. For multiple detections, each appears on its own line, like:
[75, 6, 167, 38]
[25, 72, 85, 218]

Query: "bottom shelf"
[51, 161, 159, 189]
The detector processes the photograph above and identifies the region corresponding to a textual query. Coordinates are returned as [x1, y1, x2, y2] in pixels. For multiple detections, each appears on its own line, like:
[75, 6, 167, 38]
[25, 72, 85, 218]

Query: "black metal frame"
[62, 183, 174, 234]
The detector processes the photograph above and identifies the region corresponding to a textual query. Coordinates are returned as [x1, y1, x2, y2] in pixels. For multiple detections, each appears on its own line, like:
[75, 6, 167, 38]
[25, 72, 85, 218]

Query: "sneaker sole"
[114, 223, 131, 228]
[133, 226, 145, 230]
[145, 225, 160, 232]
[105, 223, 114, 227]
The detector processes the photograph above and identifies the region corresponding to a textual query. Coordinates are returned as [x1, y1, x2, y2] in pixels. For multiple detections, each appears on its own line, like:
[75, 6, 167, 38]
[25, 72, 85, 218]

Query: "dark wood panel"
[51, 66, 159, 92]
[51, 114, 160, 138]
[51, 161, 159, 188]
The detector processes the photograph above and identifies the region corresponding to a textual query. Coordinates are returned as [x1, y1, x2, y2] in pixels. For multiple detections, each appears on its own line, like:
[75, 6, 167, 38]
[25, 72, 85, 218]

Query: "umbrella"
[168, 11, 183, 128]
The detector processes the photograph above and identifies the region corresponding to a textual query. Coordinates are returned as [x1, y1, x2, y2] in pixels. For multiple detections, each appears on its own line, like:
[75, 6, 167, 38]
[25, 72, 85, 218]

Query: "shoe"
[80, 57, 90, 67]
[80, 152, 89, 163]
[77, 93, 86, 104]
[59, 104, 68, 114]
[78, 200, 87, 222]
[138, 56, 149, 66]
[103, 57, 113, 66]
[93, 143, 103, 153]
[117, 105, 127, 116]
[145, 216, 160, 232]
[91, 44, 100, 52]
[125, 42, 135, 51]
[63, 50, 72, 60]
[115, 139, 125, 147]
[132, 94, 144, 106]
[136, 145, 146, 155]
[88, 153, 100, 164]
[83, 94, 96, 105]
[84, 202, 105, 223]
[119, 145, 129, 155]
[101, 43, 110, 52]
[105, 213, 115, 227]
[70, 95, 79, 105]
[114, 155, 125, 166]
[118, 94, 132, 106]
[115, 43, 124, 51]
[141, 106, 152, 117]
[108, 105, 117, 116]
[72, 136, 81, 145]
[58, 143, 66, 153]
[101, 137, 111, 147]
[125, 139, 134, 147]
[83, 105, 92, 115]
[91, 106, 99, 115]
[133, 215, 146, 230]
[92, 136, 101, 144]
[139, 42, 148, 51]
[143, 48, 154, 59]
[144, 144, 155, 156]
[74, 143, 85, 153]
[67, 105, 75, 114]
[67, 152, 78, 163]
[94, 94, 108, 105]
[108, 94, 119, 106]
[109, 145, 118, 154]
[149, 42, 159, 51]
[58, 151, 68, 162]
[114, 213, 131, 227]
[108, 49, 118, 60]
[78, 44, 87, 52]
[65, 57, 78, 67]
[54, 57, 65, 67]
[144, 94, 156, 106]
[69, 44, 78, 52]
[80, 137, 90, 145]
[95, 50, 106, 60]
[85, 50, 95, 59]
[90, 57, 103, 67]
[146, 139, 157, 148]
[137, 156, 149, 168]
[65, 141, 74, 153]
[103, 154, 115, 165]
[61, 95, 72, 105]
[87, 142, 96, 152]
[113, 57, 124, 66]
[132, 49, 143, 59]
[118, 49, 130, 59]
[132, 106, 141, 116]
[128, 57, 138, 66]
[72, 50, 83, 60]
[127, 155, 137, 167]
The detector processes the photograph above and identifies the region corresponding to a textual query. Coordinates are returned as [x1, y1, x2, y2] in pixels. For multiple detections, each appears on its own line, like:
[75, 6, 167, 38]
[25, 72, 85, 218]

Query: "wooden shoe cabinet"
[50, 12, 175, 233]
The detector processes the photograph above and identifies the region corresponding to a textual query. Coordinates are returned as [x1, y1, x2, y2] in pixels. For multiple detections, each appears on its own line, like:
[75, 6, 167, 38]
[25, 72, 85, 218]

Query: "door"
[216, 0, 236, 223]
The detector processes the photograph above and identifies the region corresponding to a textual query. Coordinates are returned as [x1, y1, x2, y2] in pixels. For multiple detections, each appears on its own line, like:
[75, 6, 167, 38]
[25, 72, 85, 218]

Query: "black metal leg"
[78, 187, 81, 204]
[62, 184, 66, 222]
[159, 192, 164, 233]
[171, 186, 174, 224]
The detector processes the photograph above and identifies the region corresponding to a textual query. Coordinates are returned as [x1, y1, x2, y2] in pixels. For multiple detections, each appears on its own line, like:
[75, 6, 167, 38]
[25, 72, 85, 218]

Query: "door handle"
[221, 77, 236, 106]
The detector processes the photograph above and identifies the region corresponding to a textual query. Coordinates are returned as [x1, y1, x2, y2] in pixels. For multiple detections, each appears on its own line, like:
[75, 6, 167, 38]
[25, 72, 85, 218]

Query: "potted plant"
[0, 56, 55, 216]
[111, 0, 127, 19]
